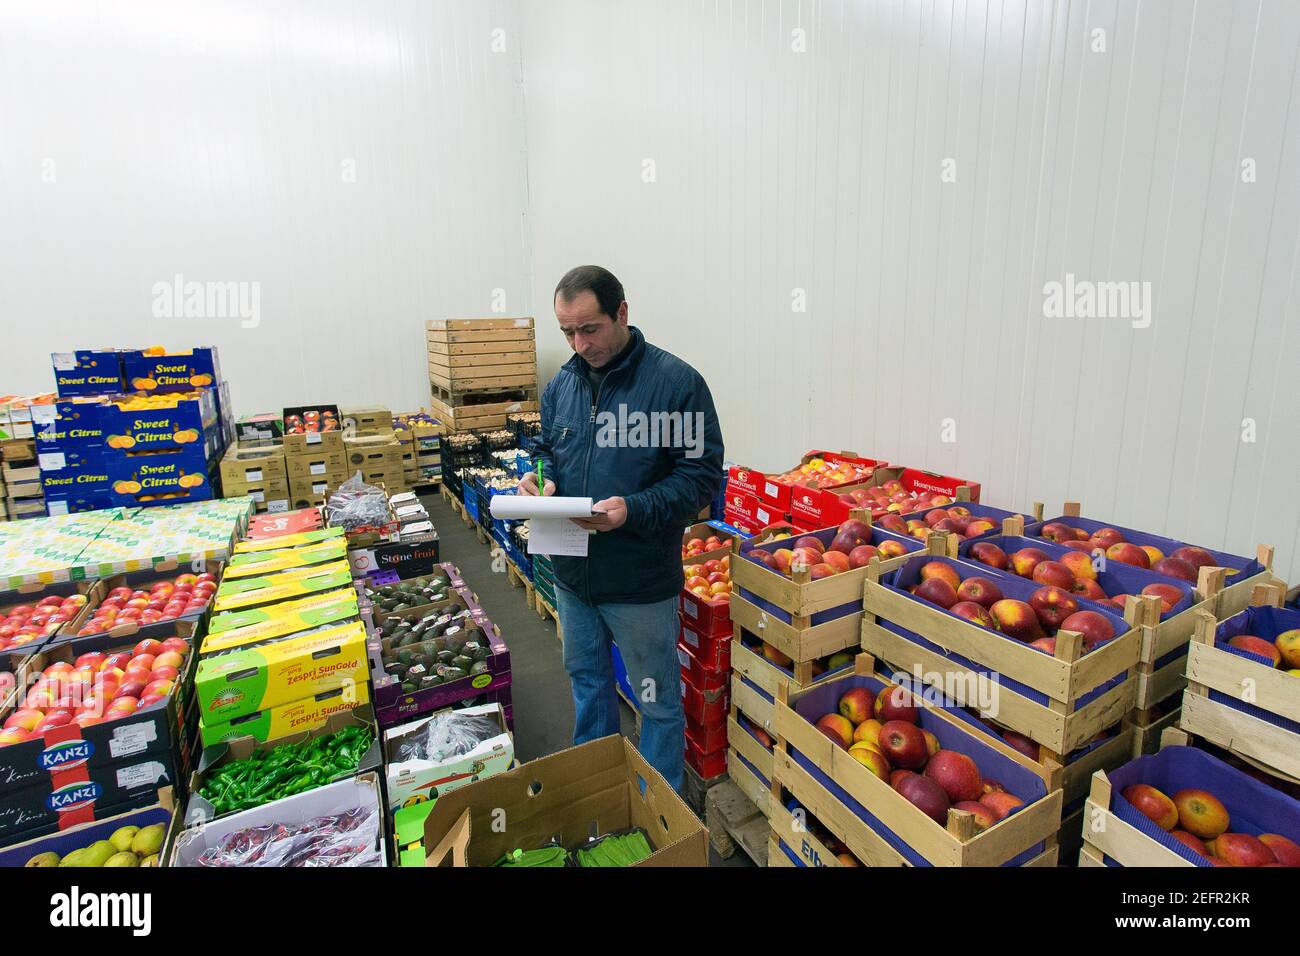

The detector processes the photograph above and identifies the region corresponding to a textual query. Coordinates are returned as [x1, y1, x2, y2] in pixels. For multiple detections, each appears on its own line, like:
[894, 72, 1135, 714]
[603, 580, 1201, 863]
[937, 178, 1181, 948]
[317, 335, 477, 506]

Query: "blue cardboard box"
[122, 347, 221, 394]
[50, 350, 124, 398]
[39, 446, 110, 498]
[31, 398, 108, 452]
[105, 444, 218, 505]
[99, 390, 219, 453]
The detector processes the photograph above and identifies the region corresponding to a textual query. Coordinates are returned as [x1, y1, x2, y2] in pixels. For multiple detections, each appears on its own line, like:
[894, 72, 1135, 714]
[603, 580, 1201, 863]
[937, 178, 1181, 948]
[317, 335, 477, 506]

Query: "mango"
[130, 824, 165, 857]
[140, 854, 160, 867]
[109, 825, 140, 853]
[58, 848, 86, 867]
[25, 851, 60, 867]
[104, 851, 138, 867]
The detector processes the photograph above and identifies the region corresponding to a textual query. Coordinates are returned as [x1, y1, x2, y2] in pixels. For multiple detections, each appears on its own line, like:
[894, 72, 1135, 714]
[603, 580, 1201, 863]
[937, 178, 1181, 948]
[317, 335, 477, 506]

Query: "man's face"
[555, 290, 629, 368]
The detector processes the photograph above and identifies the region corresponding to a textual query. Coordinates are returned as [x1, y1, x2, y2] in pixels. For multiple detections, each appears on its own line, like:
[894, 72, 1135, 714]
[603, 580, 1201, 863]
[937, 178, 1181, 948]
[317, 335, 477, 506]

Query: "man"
[520, 265, 724, 791]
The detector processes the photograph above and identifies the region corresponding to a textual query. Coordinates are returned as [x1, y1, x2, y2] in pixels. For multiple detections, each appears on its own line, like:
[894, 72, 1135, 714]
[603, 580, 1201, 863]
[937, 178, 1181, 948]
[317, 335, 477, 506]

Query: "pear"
[81, 840, 117, 867]
[140, 853, 160, 867]
[25, 851, 61, 867]
[58, 848, 86, 868]
[130, 824, 165, 857]
[109, 825, 140, 853]
[103, 851, 139, 867]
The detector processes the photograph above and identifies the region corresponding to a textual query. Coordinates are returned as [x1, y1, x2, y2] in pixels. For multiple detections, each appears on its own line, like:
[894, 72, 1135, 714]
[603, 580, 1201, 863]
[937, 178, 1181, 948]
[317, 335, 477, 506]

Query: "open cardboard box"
[424, 735, 707, 867]
[384, 702, 513, 812]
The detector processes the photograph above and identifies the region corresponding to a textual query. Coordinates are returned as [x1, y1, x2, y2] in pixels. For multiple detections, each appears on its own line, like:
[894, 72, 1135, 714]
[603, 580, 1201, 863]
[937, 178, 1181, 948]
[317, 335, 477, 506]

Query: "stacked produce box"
[219, 441, 289, 514]
[425, 318, 539, 433]
[1, 430, 47, 520]
[393, 411, 444, 487]
[34, 347, 232, 513]
[282, 404, 346, 509]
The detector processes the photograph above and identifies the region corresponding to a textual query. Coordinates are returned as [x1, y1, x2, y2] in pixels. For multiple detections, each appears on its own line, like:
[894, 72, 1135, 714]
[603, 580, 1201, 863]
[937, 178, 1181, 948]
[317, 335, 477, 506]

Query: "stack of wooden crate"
[426, 318, 539, 433]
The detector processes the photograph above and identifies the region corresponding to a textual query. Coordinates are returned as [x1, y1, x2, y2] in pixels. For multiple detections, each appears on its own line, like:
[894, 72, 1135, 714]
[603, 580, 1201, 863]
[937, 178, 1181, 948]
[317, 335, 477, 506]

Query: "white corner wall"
[0, 0, 530, 412]
[1, 0, 1297, 582]
[521, 0, 1300, 583]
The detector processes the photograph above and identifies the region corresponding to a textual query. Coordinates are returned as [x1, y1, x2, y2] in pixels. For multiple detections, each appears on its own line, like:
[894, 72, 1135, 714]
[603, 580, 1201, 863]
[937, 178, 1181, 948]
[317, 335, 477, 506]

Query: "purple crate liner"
[737, 524, 925, 625]
[1105, 744, 1300, 866]
[905, 502, 1038, 541]
[1025, 515, 1265, 579]
[1204, 606, 1300, 734]
[958, 535, 1198, 617]
[788, 672, 1049, 866]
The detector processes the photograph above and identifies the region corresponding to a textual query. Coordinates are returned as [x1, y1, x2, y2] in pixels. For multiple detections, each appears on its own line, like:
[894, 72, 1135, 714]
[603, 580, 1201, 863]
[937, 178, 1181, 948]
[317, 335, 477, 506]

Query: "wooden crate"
[1079, 728, 1197, 867]
[429, 368, 537, 396]
[1045, 501, 1276, 623]
[729, 521, 925, 686]
[729, 679, 775, 783]
[1130, 704, 1182, 758]
[767, 834, 797, 867]
[768, 776, 857, 867]
[428, 393, 539, 433]
[726, 746, 770, 818]
[1056, 803, 1085, 865]
[771, 656, 1063, 867]
[1126, 566, 1228, 714]
[426, 317, 534, 336]
[861, 555, 1142, 760]
[1180, 585, 1300, 782]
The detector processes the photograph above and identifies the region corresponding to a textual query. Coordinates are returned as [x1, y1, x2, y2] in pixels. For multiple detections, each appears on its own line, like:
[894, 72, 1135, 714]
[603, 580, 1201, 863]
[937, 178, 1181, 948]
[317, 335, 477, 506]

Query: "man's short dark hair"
[555, 265, 625, 322]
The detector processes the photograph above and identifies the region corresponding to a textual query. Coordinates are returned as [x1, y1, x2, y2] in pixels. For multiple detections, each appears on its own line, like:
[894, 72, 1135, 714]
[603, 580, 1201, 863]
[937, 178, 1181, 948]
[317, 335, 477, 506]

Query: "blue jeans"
[555, 584, 685, 792]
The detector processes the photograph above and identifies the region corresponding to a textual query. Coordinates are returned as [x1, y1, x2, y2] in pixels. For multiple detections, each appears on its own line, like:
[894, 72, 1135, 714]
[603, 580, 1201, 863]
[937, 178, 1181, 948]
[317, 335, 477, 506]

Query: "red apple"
[815, 713, 854, 749]
[1151, 557, 1197, 583]
[968, 542, 1008, 570]
[1031, 560, 1076, 590]
[896, 773, 952, 824]
[955, 576, 1003, 609]
[1060, 610, 1115, 650]
[1171, 546, 1216, 570]
[1029, 586, 1080, 630]
[1258, 834, 1300, 867]
[838, 687, 876, 724]
[1001, 730, 1040, 761]
[875, 686, 920, 724]
[1123, 784, 1179, 830]
[878, 720, 929, 770]
[925, 749, 982, 802]
[979, 790, 1024, 821]
[1213, 832, 1275, 868]
[950, 601, 996, 628]
[990, 600, 1046, 643]
[1227, 635, 1281, 667]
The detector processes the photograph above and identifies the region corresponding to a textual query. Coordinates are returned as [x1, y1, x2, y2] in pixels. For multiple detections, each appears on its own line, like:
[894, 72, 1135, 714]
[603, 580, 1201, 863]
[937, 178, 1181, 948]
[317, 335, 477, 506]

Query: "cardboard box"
[340, 406, 394, 435]
[39, 447, 111, 498]
[100, 390, 220, 452]
[170, 772, 386, 866]
[184, 702, 381, 825]
[232, 526, 344, 554]
[281, 404, 344, 455]
[728, 451, 887, 512]
[195, 620, 369, 722]
[347, 537, 442, 579]
[235, 412, 284, 444]
[245, 508, 325, 541]
[220, 442, 287, 486]
[285, 448, 349, 482]
[105, 446, 219, 506]
[31, 397, 109, 450]
[198, 682, 371, 747]
[212, 562, 353, 613]
[384, 703, 513, 811]
[50, 350, 125, 398]
[288, 474, 337, 500]
[344, 431, 403, 470]
[121, 347, 221, 394]
[224, 535, 347, 578]
[0, 787, 180, 867]
[205, 586, 358, 641]
[423, 735, 707, 867]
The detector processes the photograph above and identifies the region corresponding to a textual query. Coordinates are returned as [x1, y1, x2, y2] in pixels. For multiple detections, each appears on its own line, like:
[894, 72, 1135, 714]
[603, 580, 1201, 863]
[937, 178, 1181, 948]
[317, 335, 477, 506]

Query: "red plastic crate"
[728, 452, 886, 511]
[685, 728, 728, 778]
[679, 588, 732, 637]
[678, 616, 731, 670]
[681, 669, 728, 726]
[686, 713, 729, 754]
[677, 639, 728, 692]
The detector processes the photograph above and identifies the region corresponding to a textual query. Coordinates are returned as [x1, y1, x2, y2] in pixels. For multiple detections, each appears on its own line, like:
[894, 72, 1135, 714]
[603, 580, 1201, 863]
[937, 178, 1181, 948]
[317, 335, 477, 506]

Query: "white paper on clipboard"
[490, 494, 595, 557]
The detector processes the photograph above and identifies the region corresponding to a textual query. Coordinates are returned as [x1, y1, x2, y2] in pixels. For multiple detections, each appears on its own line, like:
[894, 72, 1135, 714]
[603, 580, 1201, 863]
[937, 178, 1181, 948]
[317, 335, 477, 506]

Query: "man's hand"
[518, 472, 555, 497]
[571, 496, 627, 532]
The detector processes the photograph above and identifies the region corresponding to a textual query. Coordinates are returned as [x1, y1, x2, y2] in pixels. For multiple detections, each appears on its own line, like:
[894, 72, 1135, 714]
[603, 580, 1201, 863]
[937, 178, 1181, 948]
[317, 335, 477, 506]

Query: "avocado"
[401, 681, 416, 693]
[450, 655, 474, 672]
[442, 667, 467, 682]
[470, 661, 490, 675]
[436, 650, 456, 666]
[471, 646, 491, 662]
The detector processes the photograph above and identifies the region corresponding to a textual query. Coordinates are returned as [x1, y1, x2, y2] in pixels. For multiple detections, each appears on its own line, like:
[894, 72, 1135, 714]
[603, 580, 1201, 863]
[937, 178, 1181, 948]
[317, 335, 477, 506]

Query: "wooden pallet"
[1180, 585, 1300, 783]
[430, 376, 539, 403]
[705, 779, 769, 866]
[535, 591, 564, 644]
[682, 760, 726, 817]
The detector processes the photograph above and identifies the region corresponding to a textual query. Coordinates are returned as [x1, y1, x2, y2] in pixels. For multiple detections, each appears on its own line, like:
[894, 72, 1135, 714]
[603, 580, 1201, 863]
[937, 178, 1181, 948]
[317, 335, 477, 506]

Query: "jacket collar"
[561, 325, 645, 378]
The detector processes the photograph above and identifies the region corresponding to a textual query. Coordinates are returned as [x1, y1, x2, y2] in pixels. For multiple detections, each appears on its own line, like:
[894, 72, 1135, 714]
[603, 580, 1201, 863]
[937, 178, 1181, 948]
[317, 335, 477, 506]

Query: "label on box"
[30, 405, 56, 426]
[38, 451, 66, 471]
[311, 480, 327, 494]
[249, 490, 265, 503]
[267, 499, 289, 513]
[246, 468, 264, 482]
[680, 678, 687, 699]
[53, 352, 76, 370]
[116, 760, 165, 790]
[47, 500, 69, 516]
[109, 722, 157, 759]
[310, 462, 326, 476]
[764, 481, 779, 499]
[682, 600, 698, 620]
[682, 627, 699, 649]
[306, 432, 322, 445]
[677, 646, 689, 668]
[756, 506, 772, 525]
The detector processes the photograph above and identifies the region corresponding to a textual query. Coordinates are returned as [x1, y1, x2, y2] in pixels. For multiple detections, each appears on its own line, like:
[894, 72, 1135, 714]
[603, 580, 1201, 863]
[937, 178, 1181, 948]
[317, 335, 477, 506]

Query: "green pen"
[536, 459, 544, 495]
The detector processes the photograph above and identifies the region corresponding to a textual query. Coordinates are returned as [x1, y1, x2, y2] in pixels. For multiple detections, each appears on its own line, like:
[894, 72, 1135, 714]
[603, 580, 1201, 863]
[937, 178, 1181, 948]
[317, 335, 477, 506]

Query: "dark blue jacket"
[532, 326, 724, 605]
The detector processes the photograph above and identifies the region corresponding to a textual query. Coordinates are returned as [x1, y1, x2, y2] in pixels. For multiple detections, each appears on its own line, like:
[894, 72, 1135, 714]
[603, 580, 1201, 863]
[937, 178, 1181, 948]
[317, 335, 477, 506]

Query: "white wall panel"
[522, 0, 1300, 582]
[0, 0, 529, 414]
